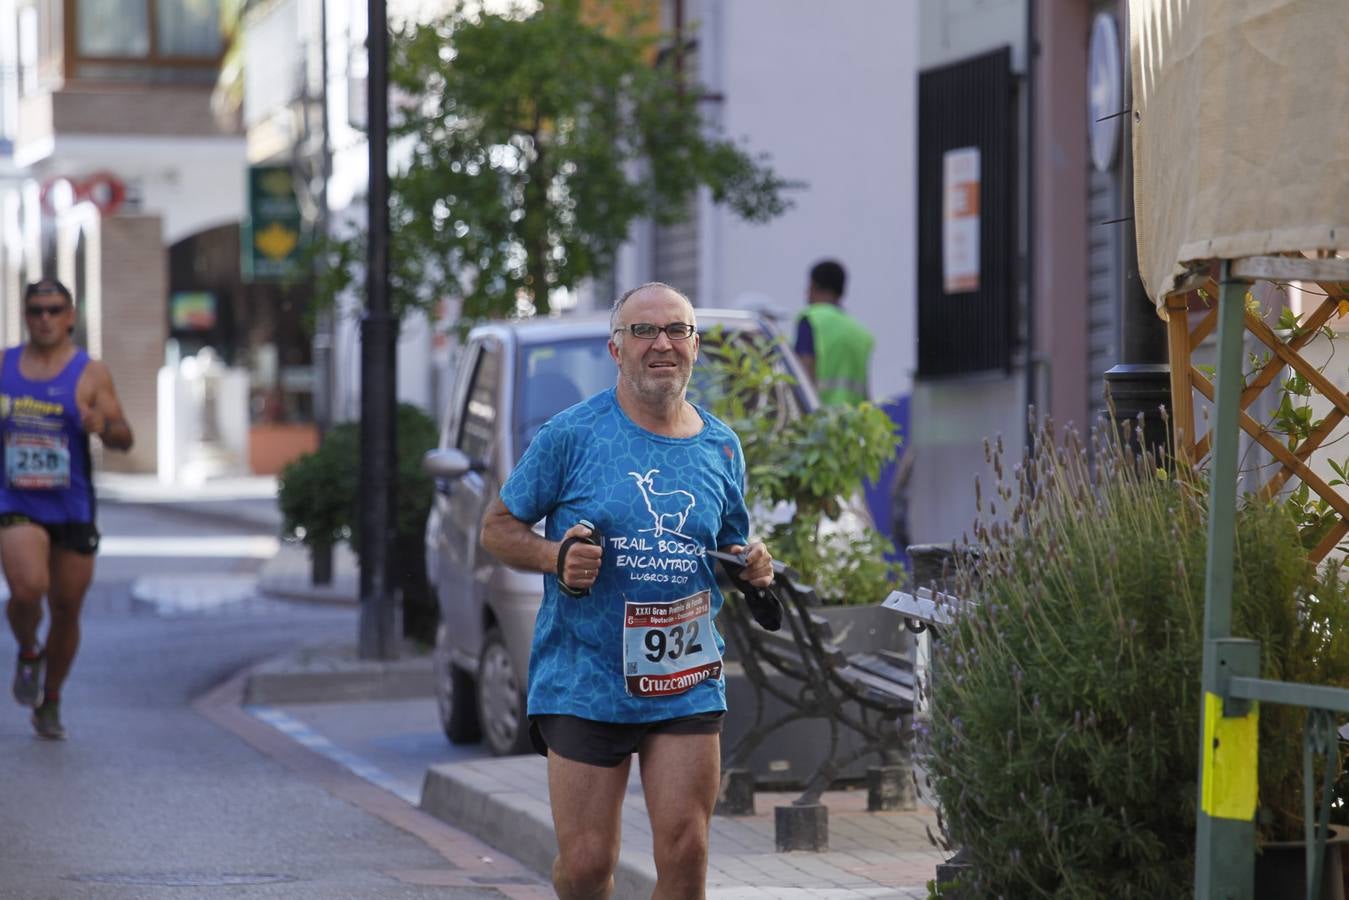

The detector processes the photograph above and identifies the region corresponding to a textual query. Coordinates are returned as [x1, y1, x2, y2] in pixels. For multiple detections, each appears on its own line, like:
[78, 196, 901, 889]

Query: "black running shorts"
[529, 711, 725, 768]
[0, 513, 100, 555]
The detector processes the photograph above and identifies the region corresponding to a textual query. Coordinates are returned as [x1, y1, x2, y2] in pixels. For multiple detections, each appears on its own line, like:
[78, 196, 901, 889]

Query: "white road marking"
[130, 575, 259, 612]
[248, 707, 418, 804]
[99, 535, 280, 558]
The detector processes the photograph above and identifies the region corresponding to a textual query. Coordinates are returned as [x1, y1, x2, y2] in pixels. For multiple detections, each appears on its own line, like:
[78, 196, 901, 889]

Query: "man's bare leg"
[548, 751, 631, 899]
[639, 732, 720, 900]
[2, 525, 51, 655]
[43, 547, 93, 697]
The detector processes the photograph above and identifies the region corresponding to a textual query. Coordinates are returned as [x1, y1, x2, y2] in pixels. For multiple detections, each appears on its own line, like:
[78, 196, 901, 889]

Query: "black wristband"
[556, 520, 601, 597]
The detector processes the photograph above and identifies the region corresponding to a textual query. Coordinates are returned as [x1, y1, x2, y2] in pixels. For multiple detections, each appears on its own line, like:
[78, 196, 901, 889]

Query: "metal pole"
[1102, 1, 1170, 453]
[359, 0, 398, 660]
[1194, 262, 1257, 898]
[313, 0, 333, 438]
[309, 0, 335, 587]
[1021, 0, 1037, 453]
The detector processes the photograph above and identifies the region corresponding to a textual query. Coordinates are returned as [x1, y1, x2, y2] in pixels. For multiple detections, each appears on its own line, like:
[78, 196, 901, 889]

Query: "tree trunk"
[523, 134, 551, 315]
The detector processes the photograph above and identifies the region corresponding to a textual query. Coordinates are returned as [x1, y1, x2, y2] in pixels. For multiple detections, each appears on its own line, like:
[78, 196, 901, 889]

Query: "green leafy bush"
[924, 420, 1349, 896]
[277, 403, 440, 641]
[696, 326, 902, 604]
[278, 403, 437, 549]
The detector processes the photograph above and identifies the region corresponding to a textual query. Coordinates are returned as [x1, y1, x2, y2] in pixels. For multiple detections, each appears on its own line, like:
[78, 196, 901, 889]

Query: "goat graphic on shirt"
[628, 468, 697, 539]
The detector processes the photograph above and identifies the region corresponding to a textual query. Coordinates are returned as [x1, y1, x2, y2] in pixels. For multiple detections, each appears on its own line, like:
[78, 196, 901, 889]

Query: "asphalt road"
[0, 499, 536, 900]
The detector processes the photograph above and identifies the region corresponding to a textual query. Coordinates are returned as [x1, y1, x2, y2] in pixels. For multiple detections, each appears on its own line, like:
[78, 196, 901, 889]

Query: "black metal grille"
[916, 47, 1016, 377]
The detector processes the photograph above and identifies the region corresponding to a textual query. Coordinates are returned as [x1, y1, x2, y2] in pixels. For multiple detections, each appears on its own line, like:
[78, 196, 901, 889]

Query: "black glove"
[709, 549, 783, 632]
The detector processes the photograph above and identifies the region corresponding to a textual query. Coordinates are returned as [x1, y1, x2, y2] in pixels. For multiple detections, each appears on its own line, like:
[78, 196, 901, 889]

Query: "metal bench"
[714, 562, 917, 851]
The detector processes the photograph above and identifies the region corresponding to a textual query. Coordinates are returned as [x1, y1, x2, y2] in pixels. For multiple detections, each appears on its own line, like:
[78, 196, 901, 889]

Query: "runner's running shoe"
[12, 652, 42, 707]
[31, 700, 64, 740]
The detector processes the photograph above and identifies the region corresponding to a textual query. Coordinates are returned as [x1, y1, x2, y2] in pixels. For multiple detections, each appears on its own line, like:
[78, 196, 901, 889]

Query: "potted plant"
[696, 325, 903, 610]
[923, 417, 1349, 897]
[278, 403, 441, 643]
[696, 326, 907, 787]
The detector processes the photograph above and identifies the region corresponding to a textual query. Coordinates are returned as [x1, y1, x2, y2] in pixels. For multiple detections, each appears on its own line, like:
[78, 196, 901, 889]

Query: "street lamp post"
[358, 0, 398, 660]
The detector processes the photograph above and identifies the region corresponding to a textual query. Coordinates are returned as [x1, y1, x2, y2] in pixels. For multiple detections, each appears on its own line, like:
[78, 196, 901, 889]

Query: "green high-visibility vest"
[798, 303, 874, 406]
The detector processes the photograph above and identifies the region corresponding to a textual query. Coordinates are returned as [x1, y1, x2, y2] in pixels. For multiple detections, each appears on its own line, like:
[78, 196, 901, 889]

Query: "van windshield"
[514, 330, 806, 460]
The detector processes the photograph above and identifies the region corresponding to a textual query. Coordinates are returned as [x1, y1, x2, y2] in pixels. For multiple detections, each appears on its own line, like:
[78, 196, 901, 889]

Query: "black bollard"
[775, 803, 828, 852]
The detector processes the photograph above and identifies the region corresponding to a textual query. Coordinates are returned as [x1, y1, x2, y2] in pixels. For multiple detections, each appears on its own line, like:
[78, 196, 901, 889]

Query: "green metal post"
[1194, 263, 1258, 899]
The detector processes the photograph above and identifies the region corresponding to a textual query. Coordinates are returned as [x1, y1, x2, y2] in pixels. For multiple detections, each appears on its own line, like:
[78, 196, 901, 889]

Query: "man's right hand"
[558, 522, 603, 594]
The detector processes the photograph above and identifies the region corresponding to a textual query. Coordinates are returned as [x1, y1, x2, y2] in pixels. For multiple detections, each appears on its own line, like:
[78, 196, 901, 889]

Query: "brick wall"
[96, 216, 165, 475]
[52, 88, 233, 137]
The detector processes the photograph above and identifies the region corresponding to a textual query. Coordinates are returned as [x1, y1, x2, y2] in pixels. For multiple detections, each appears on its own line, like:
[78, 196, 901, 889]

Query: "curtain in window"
[157, 0, 222, 57]
[76, 0, 149, 57]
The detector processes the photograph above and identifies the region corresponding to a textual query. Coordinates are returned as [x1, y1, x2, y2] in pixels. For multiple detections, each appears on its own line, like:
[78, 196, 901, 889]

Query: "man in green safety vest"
[793, 260, 875, 406]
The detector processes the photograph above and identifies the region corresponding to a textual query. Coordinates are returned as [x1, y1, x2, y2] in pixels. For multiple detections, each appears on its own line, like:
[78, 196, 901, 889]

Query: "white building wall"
[690, 0, 921, 405]
[42, 136, 245, 245]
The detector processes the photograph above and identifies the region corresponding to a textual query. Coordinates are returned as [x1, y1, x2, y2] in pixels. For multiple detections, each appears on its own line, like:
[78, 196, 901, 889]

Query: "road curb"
[242, 642, 434, 705]
[420, 760, 658, 897]
[193, 659, 552, 897]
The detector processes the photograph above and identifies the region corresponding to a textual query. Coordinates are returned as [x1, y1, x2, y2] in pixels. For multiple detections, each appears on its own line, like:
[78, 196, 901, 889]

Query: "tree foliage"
[318, 1, 794, 323]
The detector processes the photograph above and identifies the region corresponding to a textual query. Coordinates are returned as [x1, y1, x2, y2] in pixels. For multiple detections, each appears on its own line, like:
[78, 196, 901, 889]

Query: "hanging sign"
[243, 165, 304, 282]
[942, 147, 981, 295]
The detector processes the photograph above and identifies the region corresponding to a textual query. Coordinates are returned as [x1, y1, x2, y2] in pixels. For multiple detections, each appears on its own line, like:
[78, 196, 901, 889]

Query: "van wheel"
[477, 626, 532, 756]
[435, 622, 481, 744]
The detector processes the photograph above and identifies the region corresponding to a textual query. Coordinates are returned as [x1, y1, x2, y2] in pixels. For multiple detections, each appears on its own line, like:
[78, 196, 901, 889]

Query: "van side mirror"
[422, 448, 482, 491]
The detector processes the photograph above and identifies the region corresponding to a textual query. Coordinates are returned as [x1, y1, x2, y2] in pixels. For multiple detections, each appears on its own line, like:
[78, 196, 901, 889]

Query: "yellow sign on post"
[1199, 692, 1259, 821]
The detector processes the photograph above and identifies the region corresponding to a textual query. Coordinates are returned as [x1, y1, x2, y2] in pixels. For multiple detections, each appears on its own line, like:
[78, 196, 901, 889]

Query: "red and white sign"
[40, 172, 126, 217]
[942, 147, 981, 295]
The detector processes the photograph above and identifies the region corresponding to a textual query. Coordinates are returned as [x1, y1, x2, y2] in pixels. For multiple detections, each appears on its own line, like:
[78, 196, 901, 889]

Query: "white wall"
[36, 135, 245, 245]
[695, 0, 920, 403]
[918, 0, 1027, 71]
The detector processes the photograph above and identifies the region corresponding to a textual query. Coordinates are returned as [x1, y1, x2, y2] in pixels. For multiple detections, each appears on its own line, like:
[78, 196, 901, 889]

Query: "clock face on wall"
[1088, 11, 1122, 174]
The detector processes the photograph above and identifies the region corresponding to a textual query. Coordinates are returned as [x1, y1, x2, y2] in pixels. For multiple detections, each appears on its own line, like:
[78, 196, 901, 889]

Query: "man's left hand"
[78, 403, 105, 437]
[726, 541, 774, 588]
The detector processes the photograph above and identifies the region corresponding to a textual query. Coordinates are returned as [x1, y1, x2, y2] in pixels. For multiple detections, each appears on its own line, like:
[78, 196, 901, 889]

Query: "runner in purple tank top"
[2, 279, 133, 740]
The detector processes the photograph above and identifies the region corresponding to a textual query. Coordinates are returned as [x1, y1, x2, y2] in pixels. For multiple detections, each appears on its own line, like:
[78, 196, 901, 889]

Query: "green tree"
[317, 1, 794, 322]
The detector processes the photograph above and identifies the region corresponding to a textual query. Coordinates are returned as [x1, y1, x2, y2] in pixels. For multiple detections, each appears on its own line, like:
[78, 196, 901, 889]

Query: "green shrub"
[695, 326, 902, 604]
[276, 403, 440, 642]
[924, 420, 1349, 897]
[277, 403, 438, 551]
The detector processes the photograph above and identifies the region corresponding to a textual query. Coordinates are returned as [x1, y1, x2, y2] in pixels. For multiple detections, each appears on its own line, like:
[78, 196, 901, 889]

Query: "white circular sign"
[1087, 12, 1122, 173]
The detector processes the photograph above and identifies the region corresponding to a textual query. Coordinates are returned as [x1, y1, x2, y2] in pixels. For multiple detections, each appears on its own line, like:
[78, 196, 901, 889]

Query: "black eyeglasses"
[613, 322, 696, 341]
[25, 303, 70, 318]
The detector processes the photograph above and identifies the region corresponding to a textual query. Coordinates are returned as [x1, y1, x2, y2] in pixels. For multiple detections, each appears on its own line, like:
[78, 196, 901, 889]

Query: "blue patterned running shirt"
[499, 387, 750, 724]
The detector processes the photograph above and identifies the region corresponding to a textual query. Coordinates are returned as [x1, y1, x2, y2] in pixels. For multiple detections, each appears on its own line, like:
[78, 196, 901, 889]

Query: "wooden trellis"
[1166, 256, 1349, 563]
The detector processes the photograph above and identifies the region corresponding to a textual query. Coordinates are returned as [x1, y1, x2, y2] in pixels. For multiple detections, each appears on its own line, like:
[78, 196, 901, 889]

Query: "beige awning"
[1130, 0, 1349, 313]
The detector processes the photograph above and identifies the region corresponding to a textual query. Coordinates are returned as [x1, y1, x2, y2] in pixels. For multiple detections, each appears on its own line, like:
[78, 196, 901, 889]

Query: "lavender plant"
[923, 415, 1349, 897]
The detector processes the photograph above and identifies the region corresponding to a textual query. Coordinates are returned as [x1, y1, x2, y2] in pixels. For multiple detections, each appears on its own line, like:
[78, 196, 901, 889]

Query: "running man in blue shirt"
[3, 279, 133, 740]
[481, 282, 774, 900]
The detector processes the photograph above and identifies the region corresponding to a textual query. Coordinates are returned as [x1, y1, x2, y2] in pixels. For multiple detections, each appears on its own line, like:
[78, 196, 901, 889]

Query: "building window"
[76, 0, 149, 57]
[156, 0, 222, 57]
[69, 0, 221, 83]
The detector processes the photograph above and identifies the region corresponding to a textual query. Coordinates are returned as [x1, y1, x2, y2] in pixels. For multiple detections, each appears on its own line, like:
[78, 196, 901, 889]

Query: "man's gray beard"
[622, 369, 688, 404]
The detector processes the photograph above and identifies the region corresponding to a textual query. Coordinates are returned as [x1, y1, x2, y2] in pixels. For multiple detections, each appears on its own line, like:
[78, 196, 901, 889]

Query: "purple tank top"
[0, 346, 94, 523]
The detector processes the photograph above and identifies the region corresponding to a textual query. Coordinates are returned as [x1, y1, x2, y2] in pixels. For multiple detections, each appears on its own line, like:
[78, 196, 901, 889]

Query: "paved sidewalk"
[97, 471, 360, 609]
[421, 755, 942, 899]
[256, 540, 359, 606]
[246, 637, 945, 898]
